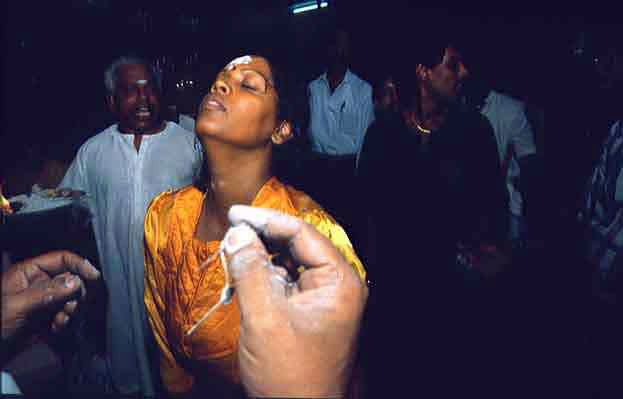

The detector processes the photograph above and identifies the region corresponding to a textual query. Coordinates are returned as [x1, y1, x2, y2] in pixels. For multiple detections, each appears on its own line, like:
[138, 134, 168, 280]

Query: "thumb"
[20, 273, 82, 315]
[223, 224, 287, 318]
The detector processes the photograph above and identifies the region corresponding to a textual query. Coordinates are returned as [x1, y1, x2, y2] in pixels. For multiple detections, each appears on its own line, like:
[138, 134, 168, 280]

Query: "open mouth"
[135, 106, 152, 118]
[203, 95, 226, 112]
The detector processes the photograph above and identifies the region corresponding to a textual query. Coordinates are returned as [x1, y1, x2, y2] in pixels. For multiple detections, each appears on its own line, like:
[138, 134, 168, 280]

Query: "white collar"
[320, 68, 353, 86]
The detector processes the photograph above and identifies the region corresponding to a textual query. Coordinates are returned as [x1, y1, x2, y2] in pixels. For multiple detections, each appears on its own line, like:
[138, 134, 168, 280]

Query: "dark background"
[1, 1, 553, 167]
[2, 2, 623, 397]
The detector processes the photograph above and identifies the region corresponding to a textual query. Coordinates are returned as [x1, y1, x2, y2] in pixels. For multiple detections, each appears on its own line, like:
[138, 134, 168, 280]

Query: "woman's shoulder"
[277, 181, 326, 216]
[280, 182, 345, 237]
[145, 185, 204, 236]
[149, 185, 203, 214]
[264, 179, 366, 281]
[262, 179, 336, 224]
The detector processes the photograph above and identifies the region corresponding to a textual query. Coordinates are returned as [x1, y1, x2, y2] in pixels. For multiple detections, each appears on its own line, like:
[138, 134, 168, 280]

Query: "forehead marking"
[225, 55, 253, 71]
[136, 79, 148, 85]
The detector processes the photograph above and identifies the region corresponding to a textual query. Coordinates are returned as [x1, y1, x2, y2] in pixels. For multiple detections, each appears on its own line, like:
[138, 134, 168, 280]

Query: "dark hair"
[194, 53, 307, 191]
[394, 29, 469, 110]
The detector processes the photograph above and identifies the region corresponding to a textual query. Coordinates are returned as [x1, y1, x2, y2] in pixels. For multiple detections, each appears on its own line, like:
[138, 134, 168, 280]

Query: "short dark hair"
[394, 31, 469, 109]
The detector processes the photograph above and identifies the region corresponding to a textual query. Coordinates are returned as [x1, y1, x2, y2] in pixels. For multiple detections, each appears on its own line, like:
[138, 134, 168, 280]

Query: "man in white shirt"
[60, 56, 203, 396]
[308, 29, 375, 157]
[306, 29, 375, 242]
[466, 80, 538, 246]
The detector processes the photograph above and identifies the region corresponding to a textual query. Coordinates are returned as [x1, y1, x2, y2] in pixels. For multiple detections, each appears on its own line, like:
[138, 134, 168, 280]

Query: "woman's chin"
[195, 120, 223, 139]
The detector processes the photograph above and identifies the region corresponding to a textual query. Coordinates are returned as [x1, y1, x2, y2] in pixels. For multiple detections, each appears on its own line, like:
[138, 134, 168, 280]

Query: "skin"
[326, 31, 350, 92]
[1, 251, 100, 341]
[193, 56, 292, 244]
[224, 205, 368, 397]
[107, 63, 166, 151]
[409, 46, 470, 132]
[374, 77, 399, 113]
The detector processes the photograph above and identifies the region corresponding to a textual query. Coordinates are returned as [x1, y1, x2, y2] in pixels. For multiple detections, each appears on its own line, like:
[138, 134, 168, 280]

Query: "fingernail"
[223, 224, 256, 255]
[228, 205, 270, 231]
[84, 259, 101, 278]
[64, 275, 78, 289]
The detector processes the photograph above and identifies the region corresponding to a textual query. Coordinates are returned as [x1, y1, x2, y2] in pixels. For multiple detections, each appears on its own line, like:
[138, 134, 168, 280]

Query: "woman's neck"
[203, 143, 273, 223]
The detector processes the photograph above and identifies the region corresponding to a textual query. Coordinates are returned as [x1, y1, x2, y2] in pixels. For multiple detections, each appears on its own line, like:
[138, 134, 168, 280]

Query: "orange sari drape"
[144, 177, 366, 394]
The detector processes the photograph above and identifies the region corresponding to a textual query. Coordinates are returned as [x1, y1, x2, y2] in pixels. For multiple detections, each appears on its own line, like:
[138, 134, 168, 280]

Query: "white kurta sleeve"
[356, 85, 375, 155]
[509, 103, 536, 160]
[59, 146, 87, 191]
[192, 136, 204, 180]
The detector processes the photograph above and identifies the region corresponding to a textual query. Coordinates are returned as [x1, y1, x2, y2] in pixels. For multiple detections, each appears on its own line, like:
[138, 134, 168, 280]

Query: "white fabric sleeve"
[510, 104, 537, 160]
[356, 85, 375, 155]
[59, 147, 87, 191]
[192, 136, 204, 180]
[1, 371, 22, 394]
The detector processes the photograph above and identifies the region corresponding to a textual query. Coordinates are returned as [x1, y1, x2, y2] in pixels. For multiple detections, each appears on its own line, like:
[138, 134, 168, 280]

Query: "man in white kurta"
[60, 57, 203, 396]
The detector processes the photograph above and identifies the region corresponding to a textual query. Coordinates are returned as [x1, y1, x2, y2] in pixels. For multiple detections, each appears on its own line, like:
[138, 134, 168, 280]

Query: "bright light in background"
[290, 1, 328, 14]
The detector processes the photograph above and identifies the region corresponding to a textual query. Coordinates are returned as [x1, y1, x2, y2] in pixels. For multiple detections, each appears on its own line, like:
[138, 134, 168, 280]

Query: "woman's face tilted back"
[195, 55, 283, 149]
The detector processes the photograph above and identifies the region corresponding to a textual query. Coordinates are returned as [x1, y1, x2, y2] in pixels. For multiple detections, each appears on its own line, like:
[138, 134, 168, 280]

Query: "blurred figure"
[464, 78, 539, 250]
[1, 251, 100, 394]
[307, 28, 375, 157]
[59, 56, 203, 396]
[306, 28, 375, 245]
[580, 120, 623, 303]
[579, 119, 623, 399]
[357, 31, 508, 397]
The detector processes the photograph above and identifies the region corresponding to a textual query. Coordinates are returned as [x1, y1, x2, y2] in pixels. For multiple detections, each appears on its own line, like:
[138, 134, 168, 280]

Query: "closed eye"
[241, 83, 258, 91]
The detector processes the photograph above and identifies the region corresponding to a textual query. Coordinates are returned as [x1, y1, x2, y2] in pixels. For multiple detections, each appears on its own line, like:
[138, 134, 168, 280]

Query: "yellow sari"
[144, 177, 365, 394]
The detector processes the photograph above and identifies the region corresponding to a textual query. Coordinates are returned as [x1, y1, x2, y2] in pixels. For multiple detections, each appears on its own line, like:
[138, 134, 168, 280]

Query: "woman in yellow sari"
[143, 54, 365, 398]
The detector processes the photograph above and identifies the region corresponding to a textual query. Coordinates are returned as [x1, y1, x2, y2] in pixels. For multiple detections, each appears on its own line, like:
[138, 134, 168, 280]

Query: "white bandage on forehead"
[136, 79, 148, 85]
[225, 55, 253, 71]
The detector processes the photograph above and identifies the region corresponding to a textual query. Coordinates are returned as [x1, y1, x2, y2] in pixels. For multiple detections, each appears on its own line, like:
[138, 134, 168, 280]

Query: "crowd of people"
[2, 12, 621, 399]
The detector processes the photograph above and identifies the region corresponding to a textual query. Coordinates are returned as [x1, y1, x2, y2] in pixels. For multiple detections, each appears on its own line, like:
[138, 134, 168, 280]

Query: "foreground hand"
[224, 205, 368, 398]
[1, 251, 100, 340]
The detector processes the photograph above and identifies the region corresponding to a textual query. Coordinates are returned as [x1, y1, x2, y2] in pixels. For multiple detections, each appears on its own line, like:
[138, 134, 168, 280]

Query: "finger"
[51, 311, 71, 333]
[63, 300, 79, 315]
[20, 273, 82, 315]
[223, 224, 286, 316]
[21, 251, 100, 283]
[228, 205, 344, 271]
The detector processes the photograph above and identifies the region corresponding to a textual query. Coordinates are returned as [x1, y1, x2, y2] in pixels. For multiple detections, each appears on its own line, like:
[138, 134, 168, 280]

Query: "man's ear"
[271, 121, 293, 145]
[106, 95, 116, 114]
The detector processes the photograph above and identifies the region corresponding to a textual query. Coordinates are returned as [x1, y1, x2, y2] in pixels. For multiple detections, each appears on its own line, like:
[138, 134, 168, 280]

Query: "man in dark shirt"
[358, 43, 507, 285]
[357, 34, 508, 397]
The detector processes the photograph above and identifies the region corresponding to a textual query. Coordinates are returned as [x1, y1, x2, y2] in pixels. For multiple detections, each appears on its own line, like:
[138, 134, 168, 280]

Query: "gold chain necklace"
[415, 122, 431, 135]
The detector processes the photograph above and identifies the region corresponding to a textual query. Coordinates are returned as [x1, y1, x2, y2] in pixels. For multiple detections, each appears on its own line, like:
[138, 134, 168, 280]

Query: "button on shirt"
[480, 90, 536, 217]
[60, 121, 203, 395]
[308, 69, 375, 155]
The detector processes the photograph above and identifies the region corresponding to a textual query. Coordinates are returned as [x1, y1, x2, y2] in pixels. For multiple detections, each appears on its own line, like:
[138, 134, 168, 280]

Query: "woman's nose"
[211, 79, 230, 95]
